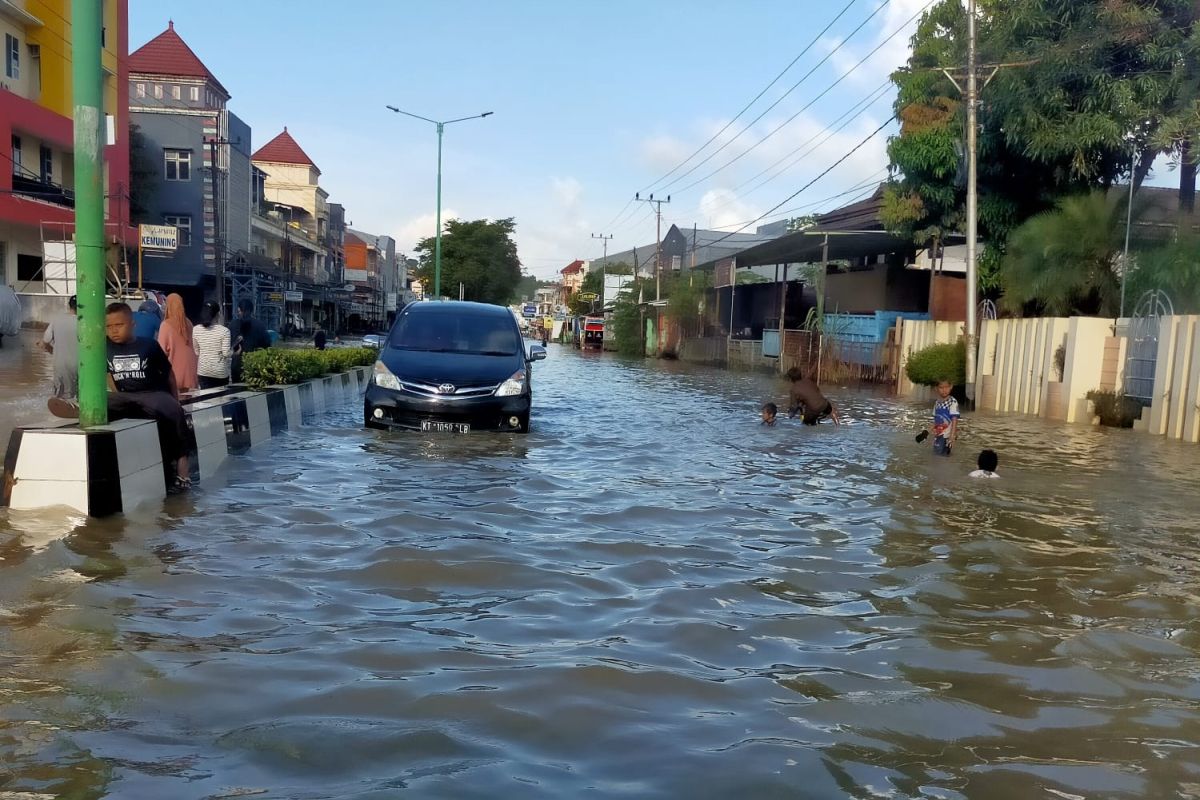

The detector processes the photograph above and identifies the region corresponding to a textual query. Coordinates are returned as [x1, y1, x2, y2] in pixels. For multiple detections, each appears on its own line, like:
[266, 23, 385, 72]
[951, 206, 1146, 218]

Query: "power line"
[699, 116, 895, 251]
[640, 0, 861, 193]
[666, 0, 933, 196]
[654, 0, 898, 194]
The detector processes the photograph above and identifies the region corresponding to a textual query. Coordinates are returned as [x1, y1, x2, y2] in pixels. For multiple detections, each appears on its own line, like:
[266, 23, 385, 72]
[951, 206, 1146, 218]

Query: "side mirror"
[529, 344, 547, 361]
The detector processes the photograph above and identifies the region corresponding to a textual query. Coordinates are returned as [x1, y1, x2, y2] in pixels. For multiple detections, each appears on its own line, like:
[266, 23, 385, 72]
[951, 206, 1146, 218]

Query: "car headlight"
[373, 360, 402, 391]
[495, 369, 527, 397]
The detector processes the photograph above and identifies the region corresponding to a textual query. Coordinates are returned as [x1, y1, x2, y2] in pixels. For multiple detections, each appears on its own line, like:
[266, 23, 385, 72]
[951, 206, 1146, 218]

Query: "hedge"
[905, 340, 966, 387]
[241, 346, 377, 390]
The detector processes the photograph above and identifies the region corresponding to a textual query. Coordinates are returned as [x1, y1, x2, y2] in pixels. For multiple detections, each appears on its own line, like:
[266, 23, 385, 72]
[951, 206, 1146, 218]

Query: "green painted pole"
[434, 122, 444, 299]
[72, 0, 108, 427]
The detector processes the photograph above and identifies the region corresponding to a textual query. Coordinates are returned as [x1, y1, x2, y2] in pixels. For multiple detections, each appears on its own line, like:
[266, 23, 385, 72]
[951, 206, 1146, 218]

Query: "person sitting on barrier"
[761, 402, 778, 426]
[786, 367, 841, 426]
[48, 302, 192, 493]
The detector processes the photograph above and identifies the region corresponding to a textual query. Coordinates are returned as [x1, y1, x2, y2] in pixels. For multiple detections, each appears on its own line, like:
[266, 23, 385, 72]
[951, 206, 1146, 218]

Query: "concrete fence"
[1145, 315, 1200, 443]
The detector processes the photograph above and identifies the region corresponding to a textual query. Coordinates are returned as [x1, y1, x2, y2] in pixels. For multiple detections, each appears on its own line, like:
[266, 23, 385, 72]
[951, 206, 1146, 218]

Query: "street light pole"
[385, 106, 493, 299]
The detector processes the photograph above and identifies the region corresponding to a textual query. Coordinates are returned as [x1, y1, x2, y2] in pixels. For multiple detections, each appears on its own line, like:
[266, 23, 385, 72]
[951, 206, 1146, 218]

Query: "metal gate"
[1124, 290, 1174, 405]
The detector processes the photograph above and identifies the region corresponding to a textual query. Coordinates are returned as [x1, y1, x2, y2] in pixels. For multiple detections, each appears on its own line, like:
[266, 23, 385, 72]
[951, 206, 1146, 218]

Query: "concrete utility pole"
[73, 0, 107, 427]
[207, 137, 235, 319]
[634, 192, 670, 301]
[592, 232, 612, 311]
[964, 0, 979, 405]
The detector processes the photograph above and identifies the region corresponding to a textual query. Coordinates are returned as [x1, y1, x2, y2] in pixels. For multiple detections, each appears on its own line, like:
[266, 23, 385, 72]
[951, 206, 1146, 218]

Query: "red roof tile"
[560, 259, 585, 275]
[252, 128, 319, 171]
[129, 21, 228, 97]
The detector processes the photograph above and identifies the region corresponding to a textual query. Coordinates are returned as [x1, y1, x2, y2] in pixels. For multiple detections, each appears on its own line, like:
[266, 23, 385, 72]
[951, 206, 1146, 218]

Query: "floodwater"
[2, 330, 1200, 799]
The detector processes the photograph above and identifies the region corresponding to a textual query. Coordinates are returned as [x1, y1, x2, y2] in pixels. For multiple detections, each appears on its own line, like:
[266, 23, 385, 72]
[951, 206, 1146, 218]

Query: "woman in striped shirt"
[194, 301, 232, 389]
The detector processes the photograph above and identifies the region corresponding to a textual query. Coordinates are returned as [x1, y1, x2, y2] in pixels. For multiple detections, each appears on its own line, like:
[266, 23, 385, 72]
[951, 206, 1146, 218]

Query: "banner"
[139, 224, 178, 251]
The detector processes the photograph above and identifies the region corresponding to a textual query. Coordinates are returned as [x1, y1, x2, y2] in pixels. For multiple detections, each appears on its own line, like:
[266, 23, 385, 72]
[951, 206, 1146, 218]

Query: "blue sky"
[130, 0, 1179, 280]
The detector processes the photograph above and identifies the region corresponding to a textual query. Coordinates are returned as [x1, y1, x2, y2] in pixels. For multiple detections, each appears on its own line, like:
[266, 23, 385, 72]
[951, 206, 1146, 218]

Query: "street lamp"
[385, 105, 493, 299]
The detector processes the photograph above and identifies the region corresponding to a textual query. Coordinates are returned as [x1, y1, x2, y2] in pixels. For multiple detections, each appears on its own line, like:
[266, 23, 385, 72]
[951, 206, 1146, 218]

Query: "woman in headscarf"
[156, 293, 199, 393]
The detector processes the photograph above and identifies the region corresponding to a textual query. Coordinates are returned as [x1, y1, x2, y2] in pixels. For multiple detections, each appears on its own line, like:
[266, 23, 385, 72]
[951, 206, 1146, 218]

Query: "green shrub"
[905, 340, 966, 387]
[242, 346, 376, 390]
[1086, 389, 1142, 428]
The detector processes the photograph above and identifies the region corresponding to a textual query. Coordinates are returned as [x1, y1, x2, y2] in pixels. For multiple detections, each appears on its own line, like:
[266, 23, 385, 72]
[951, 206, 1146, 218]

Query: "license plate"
[420, 420, 470, 433]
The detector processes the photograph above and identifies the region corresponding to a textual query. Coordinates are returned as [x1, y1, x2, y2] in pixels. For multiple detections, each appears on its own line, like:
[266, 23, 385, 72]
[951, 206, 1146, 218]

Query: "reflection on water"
[3, 337, 1200, 798]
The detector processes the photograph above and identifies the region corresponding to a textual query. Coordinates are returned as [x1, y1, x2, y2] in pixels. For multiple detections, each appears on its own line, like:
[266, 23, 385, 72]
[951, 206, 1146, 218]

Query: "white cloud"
[828, 0, 929, 86]
[697, 189, 763, 231]
[550, 176, 583, 211]
[639, 132, 699, 172]
[391, 208, 461, 254]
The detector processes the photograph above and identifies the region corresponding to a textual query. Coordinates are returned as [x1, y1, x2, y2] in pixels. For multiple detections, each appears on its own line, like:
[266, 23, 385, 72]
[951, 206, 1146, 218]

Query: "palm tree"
[1000, 191, 1130, 316]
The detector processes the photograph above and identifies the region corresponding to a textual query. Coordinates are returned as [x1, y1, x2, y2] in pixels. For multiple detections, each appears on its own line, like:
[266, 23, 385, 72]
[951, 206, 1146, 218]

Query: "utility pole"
[964, 0, 979, 406]
[592, 232, 612, 312]
[73, 0, 107, 427]
[206, 137, 233, 319]
[634, 192, 670, 301]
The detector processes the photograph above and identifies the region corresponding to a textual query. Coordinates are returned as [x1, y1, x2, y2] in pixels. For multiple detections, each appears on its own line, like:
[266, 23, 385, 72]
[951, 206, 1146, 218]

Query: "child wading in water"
[969, 449, 999, 478]
[761, 402, 778, 426]
[930, 379, 959, 455]
[786, 368, 841, 426]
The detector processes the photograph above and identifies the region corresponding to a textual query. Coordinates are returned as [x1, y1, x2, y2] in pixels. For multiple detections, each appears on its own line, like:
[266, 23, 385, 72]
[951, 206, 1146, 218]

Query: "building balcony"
[11, 174, 75, 208]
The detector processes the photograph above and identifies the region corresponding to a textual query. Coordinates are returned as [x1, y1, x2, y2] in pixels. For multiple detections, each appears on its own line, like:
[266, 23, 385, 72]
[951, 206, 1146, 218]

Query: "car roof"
[404, 301, 512, 318]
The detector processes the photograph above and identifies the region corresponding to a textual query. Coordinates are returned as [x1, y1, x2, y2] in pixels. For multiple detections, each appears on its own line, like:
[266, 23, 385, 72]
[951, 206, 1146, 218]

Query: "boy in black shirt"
[49, 302, 192, 491]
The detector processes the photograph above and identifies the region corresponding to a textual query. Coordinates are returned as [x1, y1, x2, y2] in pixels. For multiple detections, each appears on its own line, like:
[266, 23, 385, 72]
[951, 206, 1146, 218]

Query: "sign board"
[386, 292, 398, 311]
[577, 292, 599, 302]
[139, 224, 178, 251]
[261, 291, 284, 305]
[41, 241, 77, 295]
[714, 258, 735, 289]
[602, 274, 633, 308]
[283, 290, 303, 302]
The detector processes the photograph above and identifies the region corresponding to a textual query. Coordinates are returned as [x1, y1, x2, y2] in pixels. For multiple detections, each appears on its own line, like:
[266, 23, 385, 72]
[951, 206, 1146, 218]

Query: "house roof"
[560, 259, 585, 275]
[129, 21, 229, 97]
[252, 128, 319, 172]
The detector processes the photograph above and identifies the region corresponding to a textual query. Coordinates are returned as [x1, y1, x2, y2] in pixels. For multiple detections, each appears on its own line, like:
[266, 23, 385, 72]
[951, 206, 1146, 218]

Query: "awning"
[704, 229, 917, 270]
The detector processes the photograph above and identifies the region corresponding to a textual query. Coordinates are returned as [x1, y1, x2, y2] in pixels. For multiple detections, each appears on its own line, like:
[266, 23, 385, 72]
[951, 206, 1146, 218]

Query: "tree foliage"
[884, 0, 1200, 296]
[414, 218, 522, 305]
[1000, 192, 1128, 316]
[906, 341, 966, 387]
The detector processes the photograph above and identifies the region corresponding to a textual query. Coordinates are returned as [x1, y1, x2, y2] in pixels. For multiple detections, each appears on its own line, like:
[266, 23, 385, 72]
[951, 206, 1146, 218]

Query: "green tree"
[1128, 227, 1200, 312]
[609, 284, 646, 357]
[414, 218, 522, 305]
[884, 0, 1199, 288]
[568, 261, 634, 315]
[1000, 192, 1129, 316]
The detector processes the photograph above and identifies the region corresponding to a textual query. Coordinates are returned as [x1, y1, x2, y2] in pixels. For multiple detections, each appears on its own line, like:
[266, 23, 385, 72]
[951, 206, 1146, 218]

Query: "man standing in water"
[39, 295, 78, 400]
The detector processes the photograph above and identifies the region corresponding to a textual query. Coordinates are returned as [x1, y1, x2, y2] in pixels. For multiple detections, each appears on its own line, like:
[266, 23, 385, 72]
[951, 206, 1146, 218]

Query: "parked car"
[364, 301, 546, 433]
[362, 333, 386, 349]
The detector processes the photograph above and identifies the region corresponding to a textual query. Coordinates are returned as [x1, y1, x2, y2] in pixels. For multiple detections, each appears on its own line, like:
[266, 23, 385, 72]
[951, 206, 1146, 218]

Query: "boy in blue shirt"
[931, 379, 959, 455]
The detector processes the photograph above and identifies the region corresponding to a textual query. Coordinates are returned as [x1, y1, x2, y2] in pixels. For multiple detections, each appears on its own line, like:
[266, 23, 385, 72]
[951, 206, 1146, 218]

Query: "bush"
[905, 341, 966, 387]
[242, 346, 376, 390]
[1086, 389, 1142, 428]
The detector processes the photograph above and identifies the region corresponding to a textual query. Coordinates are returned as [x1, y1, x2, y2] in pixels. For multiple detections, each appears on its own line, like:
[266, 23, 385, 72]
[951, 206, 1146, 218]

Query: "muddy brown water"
[2, 330, 1199, 798]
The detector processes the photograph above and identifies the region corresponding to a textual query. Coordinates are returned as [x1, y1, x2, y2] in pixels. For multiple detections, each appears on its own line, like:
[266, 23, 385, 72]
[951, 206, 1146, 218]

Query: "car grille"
[398, 379, 500, 400]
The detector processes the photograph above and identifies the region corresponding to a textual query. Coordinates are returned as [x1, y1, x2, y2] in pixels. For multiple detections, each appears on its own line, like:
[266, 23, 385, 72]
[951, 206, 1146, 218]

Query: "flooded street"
[3, 332, 1200, 799]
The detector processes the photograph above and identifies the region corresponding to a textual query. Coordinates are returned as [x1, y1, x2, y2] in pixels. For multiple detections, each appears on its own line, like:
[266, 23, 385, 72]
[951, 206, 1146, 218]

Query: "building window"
[17, 253, 42, 282]
[189, 85, 199, 102]
[136, 82, 145, 97]
[153, 84, 162, 99]
[40, 145, 51, 183]
[10, 135, 20, 176]
[671, 255, 682, 271]
[164, 215, 192, 247]
[5, 33, 18, 80]
[171, 84, 181, 100]
[164, 149, 190, 181]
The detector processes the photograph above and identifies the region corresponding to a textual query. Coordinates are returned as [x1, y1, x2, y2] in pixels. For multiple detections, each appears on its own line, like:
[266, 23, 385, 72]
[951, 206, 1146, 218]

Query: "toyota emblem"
[438, 383, 456, 394]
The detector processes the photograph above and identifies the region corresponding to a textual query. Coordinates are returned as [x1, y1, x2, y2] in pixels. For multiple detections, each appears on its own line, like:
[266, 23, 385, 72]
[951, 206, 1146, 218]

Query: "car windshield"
[389, 311, 521, 355]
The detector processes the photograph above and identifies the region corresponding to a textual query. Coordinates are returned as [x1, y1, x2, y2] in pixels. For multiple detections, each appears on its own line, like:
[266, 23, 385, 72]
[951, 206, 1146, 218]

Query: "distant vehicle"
[365, 301, 546, 433]
[581, 316, 604, 350]
[362, 333, 386, 349]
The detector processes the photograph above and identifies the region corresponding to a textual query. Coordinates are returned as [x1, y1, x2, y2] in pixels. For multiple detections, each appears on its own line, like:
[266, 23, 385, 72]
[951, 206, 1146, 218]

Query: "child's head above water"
[786, 367, 804, 382]
[978, 449, 999, 473]
[761, 402, 778, 424]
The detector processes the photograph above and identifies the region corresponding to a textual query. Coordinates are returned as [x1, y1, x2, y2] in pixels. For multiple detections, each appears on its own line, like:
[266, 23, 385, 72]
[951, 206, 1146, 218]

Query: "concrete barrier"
[1, 365, 371, 516]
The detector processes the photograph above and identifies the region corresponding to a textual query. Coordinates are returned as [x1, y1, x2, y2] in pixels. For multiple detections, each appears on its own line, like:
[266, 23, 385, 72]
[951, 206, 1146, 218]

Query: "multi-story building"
[128, 21, 251, 309]
[251, 128, 331, 330]
[0, 0, 134, 316]
[344, 227, 395, 330]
